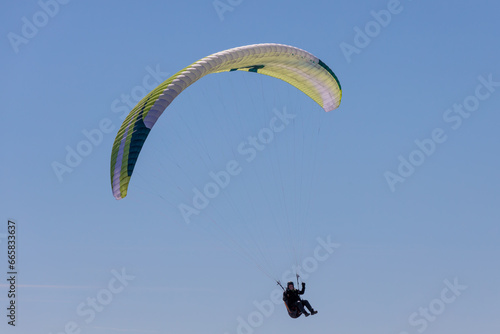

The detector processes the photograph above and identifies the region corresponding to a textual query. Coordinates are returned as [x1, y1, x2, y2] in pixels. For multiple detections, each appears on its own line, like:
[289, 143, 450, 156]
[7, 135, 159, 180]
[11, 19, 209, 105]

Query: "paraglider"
[282, 279, 318, 318]
[109, 44, 342, 317]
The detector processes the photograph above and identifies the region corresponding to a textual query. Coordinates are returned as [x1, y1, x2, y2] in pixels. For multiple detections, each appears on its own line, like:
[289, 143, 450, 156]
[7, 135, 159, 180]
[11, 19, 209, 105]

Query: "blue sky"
[1, 0, 499, 333]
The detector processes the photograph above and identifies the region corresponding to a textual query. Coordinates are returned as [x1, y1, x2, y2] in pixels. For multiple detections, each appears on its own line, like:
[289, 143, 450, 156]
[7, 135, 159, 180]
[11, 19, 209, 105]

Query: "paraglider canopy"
[110, 43, 342, 200]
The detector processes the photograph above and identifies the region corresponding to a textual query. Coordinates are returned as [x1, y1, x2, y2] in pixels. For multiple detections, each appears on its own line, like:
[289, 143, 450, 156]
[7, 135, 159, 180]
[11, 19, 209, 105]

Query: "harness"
[278, 274, 302, 319]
